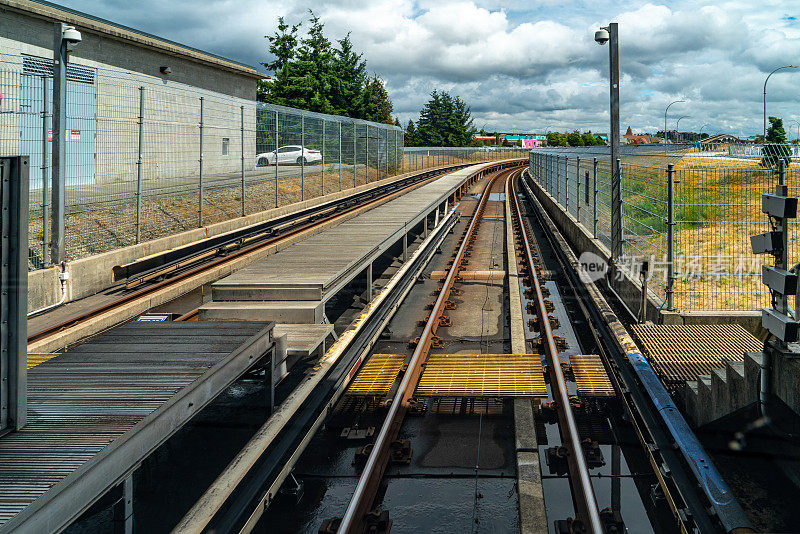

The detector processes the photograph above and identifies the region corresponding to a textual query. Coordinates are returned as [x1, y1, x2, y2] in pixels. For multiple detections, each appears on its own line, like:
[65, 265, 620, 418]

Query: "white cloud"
[56, 0, 800, 136]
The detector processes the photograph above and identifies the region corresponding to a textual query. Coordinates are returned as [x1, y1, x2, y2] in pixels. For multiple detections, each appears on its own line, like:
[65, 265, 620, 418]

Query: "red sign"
[47, 128, 52, 142]
[70, 129, 81, 140]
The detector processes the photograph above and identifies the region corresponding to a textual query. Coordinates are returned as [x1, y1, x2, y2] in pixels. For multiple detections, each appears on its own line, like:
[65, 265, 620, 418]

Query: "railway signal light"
[751, 161, 798, 343]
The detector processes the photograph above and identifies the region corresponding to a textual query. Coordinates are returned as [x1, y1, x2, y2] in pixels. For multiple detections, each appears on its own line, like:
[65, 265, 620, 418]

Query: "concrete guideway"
[200, 163, 504, 324]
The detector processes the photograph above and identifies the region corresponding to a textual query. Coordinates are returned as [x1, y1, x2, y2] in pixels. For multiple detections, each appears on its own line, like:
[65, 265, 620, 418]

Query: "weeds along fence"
[528, 143, 800, 311]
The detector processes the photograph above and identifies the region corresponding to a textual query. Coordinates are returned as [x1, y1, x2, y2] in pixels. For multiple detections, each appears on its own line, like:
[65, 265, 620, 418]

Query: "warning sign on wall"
[48, 128, 52, 142]
[70, 130, 81, 140]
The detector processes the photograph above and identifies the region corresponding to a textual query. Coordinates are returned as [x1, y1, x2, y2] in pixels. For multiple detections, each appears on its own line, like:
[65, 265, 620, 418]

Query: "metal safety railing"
[529, 143, 800, 311]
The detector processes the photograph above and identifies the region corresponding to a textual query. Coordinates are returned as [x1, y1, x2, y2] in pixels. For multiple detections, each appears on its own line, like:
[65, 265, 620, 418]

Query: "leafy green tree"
[546, 132, 566, 146]
[363, 75, 393, 124]
[280, 11, 335, 113]
[405, 119, 417, 147]
[258, 17, 301, 104]
[581, 132, 600, 146]
[329, 34, 367, 117]
[566, 131, 584, 146]
[766, 116, 787, 144]
[761, 116, 791, 167]
[414, 91, 475, 146]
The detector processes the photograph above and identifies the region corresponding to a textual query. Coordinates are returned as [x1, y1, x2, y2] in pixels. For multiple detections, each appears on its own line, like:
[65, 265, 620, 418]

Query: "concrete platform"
[273, 323, 334, 358]
[200, 300, 324, 324]
[204, 165, 485, 314]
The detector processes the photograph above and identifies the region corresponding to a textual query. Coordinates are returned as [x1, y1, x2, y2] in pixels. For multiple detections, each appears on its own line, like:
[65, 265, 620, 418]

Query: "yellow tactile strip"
[27, 353, 59, 369]
[416, 354, 547, 397]
[570, 354, 615, 397]
[631, 324, 761, 384]
[348, 353, 406, 396]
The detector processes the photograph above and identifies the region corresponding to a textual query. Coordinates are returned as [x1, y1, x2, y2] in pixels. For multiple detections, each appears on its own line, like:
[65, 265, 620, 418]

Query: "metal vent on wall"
[22, 55, 96, 85]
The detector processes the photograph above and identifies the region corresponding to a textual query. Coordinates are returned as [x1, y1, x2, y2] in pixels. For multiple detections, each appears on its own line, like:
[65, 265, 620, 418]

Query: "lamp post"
[698, 123, 709, 146]
[675, 115, 689, 143]
[51, 22, 81, 265]
[596, 22, 621, 261]
[664, 100, 685, 152]
[764, 65, 798, 139]
[791, 120, 800, 145]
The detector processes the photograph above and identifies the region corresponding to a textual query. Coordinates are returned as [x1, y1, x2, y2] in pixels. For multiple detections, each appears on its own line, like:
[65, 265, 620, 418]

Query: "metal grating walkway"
[0, 321, 273, 533]
[569, 354, 615, 397]
[631, 324, 761, 389]
[347, 354, 406, 396]
[416, 354, 547, 397]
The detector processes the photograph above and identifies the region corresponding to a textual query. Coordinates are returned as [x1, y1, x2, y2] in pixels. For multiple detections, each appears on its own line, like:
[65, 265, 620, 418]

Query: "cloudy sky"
[61, 0, 800, 137]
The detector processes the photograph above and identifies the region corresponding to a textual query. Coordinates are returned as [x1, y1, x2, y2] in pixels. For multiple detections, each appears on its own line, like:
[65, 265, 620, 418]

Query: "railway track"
[335, 166, 520, 533]
[508, 172, 604, 532]
[28, 162, 518, 347]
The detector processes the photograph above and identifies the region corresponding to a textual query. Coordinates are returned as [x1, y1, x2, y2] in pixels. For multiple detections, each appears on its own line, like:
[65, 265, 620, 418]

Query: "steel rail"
[509, 173, 603, 533]
[29, 162, 521, 345]
[517, 169, 754, 533]
[338, 165, 521, 533]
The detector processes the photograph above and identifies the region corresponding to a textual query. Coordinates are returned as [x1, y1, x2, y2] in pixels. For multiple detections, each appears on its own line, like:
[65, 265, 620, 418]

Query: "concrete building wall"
[0, 3, 260, 100]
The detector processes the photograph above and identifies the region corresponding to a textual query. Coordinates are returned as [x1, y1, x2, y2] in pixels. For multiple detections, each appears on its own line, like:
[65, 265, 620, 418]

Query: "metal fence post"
[593, 157, 598, 237]
[301, 114, 305, 201]
[41, 75, 50, 263]
[321, 120, 325, 194]
[365, 124, 369, 183]
[576, 156, 581, 222]
[51, 23, 67, 265]
[135, 86, 144, 243]
[353, 123, 357, 188]
[666, 164, 676, 311]
[611, 158, 622, 259]
[338, 121, 342, 191]
[565, 156, 570, 213]
[240, 105, 245, 217]
[198, 96, 204, 227]
[275, 110, 279, 207]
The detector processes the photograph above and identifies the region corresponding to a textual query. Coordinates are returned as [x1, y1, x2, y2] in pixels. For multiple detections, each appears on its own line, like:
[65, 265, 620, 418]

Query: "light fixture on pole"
[764, 65, 797, 139]
[675, 115, 689, 143]
[664, 100, 685, 152]
[51, 23, 81, 266]
[791, 119, 800, 144]
[595, 22, 621, 263]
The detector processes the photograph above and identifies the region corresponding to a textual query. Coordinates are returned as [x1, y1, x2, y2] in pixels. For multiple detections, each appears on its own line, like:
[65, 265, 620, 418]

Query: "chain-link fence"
[0, 53, 405, 269]
[529, 143, 800, 311]
[403, 146, 528, 171]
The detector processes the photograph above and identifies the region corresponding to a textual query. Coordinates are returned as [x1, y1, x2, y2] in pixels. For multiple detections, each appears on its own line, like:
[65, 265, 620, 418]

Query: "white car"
[256, 145, 322, 166]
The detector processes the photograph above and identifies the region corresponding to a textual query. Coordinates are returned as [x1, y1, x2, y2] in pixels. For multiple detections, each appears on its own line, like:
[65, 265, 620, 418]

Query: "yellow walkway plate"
[416, 354, 547, 397]
[27, 353, 59, 369]
[631, 324, 761, 388]
[348, 354, 406, 396]
[570, 354, 615, 397]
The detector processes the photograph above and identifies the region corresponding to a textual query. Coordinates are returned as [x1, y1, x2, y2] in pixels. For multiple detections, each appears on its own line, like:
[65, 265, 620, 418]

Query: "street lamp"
[595, 22, 621, 263]
[664, 100, 685, 151]
[51, 23, 81, 265]
[675, 115, 689, 143]
[764, 65, 798, 139]
[791, 120, 800, 144]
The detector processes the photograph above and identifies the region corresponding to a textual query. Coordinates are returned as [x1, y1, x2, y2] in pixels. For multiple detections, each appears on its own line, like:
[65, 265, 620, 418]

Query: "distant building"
[472, 133, 546, 147]
[623, 126, 661, 145]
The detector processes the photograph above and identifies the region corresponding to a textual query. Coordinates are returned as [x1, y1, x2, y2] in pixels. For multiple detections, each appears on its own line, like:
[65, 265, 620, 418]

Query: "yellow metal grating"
[416, 354, 547, 397]
[27, 353, 59, 369]
[631, 324, 761, 387]
[348, 354, 406, 396]
[570, 354, 615, 397]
